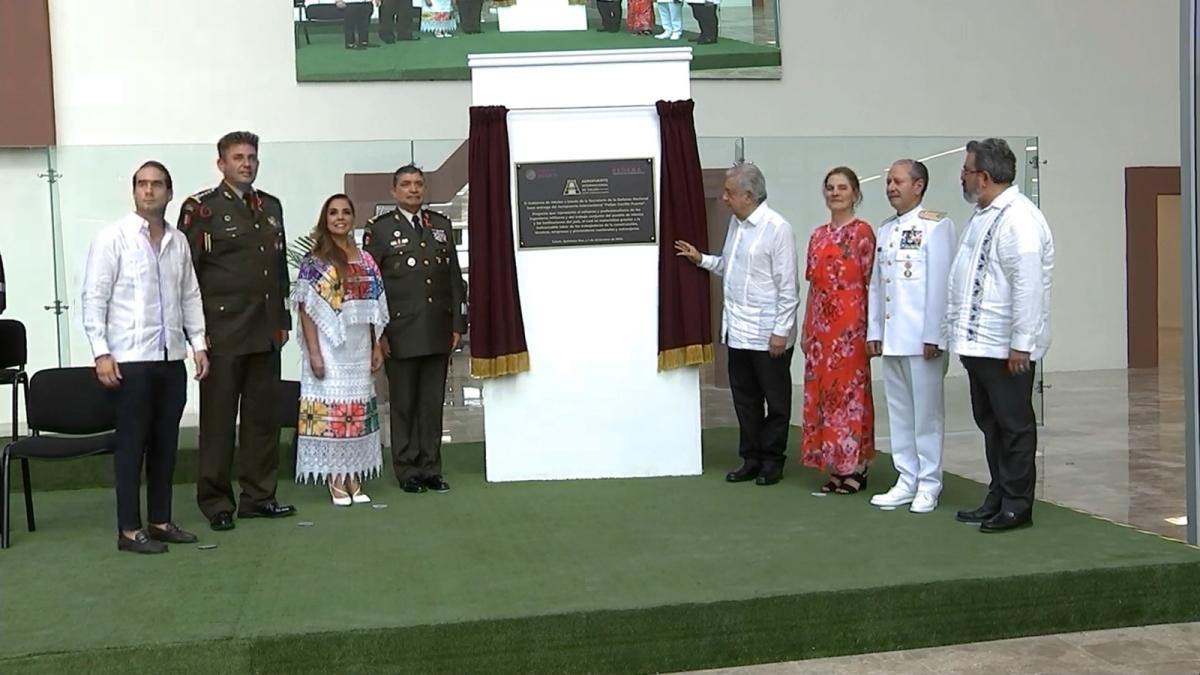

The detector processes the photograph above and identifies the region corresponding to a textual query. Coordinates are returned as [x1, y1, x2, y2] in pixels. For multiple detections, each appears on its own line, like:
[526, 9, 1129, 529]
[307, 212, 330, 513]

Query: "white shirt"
[700, 201, 799, 351]
[867, 205, 957, 356]
[81, 212, 207, 363]
[941, 186, 1054, 361]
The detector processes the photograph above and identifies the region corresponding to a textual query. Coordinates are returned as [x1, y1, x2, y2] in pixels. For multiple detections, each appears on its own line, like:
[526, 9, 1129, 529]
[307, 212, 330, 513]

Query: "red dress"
[800, 220, 876, 475]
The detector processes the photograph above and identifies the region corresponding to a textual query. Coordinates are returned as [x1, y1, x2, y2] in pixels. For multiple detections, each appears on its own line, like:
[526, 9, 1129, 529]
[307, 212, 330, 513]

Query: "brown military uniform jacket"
[363, 208, 466, 359]
[178, 182, 292, 356]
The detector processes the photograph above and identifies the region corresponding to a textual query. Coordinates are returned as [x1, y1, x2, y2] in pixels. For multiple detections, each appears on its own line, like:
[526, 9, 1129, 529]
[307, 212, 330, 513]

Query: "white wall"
[31, 0, 1182, 381]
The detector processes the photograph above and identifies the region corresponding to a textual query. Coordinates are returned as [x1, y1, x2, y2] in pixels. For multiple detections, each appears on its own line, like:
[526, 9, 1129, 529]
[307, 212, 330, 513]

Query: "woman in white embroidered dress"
[293, 194, 389, 506]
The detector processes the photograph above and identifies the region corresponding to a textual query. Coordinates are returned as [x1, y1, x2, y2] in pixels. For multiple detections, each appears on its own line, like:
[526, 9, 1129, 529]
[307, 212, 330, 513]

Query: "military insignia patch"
[432, 229, 447, 244]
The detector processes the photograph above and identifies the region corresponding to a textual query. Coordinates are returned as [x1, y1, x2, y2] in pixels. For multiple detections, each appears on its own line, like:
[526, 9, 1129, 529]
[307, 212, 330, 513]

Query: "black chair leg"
[20, 457, 33, 532]
[2, 450, 10, 549]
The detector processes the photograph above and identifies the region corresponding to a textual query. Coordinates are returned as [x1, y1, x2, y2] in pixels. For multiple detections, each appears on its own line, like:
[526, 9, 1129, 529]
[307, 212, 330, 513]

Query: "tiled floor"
[682, 622, 1200, 674]
[436, 350, 1200, 672]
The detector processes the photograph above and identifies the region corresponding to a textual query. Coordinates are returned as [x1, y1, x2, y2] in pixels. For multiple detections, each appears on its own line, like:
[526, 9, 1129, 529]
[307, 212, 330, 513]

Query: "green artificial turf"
[3, 428, 1198, 673]
[293, 22, 782, 81]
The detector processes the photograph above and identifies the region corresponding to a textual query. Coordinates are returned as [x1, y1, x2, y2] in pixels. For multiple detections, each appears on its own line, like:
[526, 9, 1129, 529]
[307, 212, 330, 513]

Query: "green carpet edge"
[7, 560, 1200, 674]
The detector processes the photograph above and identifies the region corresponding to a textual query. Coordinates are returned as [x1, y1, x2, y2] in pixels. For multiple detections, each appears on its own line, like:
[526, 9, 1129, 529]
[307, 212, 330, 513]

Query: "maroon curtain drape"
[656, 100, 714, 371]
[467, 106, 529, 378]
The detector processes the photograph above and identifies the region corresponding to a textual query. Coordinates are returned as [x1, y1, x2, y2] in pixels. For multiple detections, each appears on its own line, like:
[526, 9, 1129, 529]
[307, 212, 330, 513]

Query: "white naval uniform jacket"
[866, 206, 957, 356]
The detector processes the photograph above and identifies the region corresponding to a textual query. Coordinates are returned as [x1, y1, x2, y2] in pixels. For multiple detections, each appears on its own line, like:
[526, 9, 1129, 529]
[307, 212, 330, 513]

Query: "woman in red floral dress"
[627, 0, 655, 34]
[801, 167, 876, 494]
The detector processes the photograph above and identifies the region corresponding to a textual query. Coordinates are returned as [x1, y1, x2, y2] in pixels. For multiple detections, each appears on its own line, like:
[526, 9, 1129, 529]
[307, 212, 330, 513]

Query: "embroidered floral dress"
[421, 0, 457, 33]
[800, 220, 877, 475]
[292, 253, 390, 484]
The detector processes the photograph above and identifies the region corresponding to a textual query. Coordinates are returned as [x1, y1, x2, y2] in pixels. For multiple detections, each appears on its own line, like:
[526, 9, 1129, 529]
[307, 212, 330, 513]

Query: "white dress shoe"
[655, 30, 671, 39]
[669, 31, 682, 40]
[870, 486, 915, 507]
[910, 492, 939, 514]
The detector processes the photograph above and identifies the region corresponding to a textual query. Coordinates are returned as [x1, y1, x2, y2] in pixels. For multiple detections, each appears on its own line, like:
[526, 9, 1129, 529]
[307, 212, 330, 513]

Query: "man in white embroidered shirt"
[82, 161, 210, 554]
[675, 163, 799, 486]
[941, 138, 1054, 533]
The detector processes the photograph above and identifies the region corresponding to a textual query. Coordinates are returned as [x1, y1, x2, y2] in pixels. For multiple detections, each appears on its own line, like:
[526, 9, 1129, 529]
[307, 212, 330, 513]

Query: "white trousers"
[881, 354, 946, 496]
[657, 3, 683, 33]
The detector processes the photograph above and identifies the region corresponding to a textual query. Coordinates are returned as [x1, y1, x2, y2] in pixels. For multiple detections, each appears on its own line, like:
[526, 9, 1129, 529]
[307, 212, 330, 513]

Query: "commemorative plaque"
[516, 159, 655, 248]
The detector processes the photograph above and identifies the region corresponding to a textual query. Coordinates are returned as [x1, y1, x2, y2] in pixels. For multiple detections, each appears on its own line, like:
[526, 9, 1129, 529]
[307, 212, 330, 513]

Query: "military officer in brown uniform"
[363, 165, 466, 494]
[179, 131, 297, 530]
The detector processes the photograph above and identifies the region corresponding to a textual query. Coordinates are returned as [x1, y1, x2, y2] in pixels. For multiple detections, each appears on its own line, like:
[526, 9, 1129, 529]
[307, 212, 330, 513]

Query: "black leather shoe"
[209, 511, 235, 531]
[118, 530, 167, 554]
[755, 466, 783, 486]
[979, 510, 1033, 533]
[423, 475, 451, 493]
[148, 523, 198, 544]
[402, 477, 428, 494]
[955, 504, 1000, 523]
[725, 462, 761, 483]
[238, 502, 297, 519]
[696, 37, 717, 44]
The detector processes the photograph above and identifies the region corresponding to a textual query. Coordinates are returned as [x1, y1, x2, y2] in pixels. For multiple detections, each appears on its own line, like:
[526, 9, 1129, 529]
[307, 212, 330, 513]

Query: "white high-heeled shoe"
[329, 482, 352, 507]
[351, 488, 371, 504]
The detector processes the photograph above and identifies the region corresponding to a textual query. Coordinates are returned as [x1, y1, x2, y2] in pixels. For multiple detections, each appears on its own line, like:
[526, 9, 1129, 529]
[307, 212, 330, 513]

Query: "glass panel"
[0, 148, 62, 431]
[1024, 136, 1044, 424]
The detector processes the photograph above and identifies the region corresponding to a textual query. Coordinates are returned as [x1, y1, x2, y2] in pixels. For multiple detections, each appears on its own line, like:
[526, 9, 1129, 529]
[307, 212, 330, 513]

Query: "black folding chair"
[277, 379, 301, 473]
[0, 320, 31, 518]
[1, 367, 117, 548]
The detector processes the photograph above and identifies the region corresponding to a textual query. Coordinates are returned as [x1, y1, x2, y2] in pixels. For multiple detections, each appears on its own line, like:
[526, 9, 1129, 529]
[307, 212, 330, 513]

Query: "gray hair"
[966, 138, 1017, 185]
[893, 159, 930, 197]
[726, 163, 768, 204]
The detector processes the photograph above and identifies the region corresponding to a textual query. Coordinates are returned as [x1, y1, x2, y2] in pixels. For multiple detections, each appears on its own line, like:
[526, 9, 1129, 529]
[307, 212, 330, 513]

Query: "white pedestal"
[469, 49, 700, 482]
[497, 0, 588, 32]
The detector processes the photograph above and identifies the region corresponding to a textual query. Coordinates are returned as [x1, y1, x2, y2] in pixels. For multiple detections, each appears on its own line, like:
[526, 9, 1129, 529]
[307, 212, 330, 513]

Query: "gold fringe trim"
[471, 352, 530, 379]
[657, 343, 715, 372]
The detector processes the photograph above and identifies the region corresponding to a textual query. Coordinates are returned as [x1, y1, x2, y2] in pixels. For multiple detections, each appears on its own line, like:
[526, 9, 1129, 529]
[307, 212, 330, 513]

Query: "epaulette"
[367, 209, 398, 226]
[423, 209, 450, 225]
[918, 210, 946, 221]
[187, 187, 218, 203]
[256, 188, 282, 205]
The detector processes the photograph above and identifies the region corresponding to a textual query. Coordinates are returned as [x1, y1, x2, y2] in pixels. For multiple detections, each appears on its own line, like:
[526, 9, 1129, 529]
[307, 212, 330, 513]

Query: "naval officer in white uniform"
[865, 159, 957, 514]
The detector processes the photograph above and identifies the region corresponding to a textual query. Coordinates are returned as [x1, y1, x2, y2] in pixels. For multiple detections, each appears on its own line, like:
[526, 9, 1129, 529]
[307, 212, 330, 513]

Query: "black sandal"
[821, 475, 844, 493]
[834, 470, 869, 495]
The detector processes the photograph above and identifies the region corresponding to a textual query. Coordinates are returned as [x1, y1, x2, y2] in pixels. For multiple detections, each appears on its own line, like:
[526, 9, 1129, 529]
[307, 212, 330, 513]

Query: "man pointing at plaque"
[364, 165, 466, 494]
[675, 163, 799, 486]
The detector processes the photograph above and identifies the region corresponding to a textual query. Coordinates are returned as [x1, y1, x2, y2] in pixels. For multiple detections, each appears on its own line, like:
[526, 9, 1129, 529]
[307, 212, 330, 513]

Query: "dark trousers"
[596, 1, 623, 31]
[385, 353, 449, 482]
[341, 2, 373, 46]
[378, 0, 416, 41]
[196, 349, 282, 518]
[690, 3, 718, 40]
[962, 356, 1038, 515]
[113, 360, 187, 532]
[459, 0, 485, 33]
[728, 347, 793, 469]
